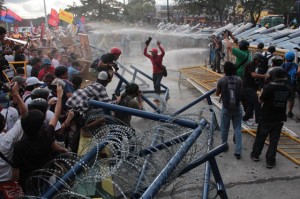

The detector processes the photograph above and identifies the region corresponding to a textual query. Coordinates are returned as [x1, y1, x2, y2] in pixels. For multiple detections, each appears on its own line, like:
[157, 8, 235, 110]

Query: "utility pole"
[167, 0, 170, 22]
[43, 0, 49, 29]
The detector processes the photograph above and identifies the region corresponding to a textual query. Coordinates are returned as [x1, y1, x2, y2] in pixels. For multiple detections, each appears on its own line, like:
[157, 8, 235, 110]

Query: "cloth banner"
[48, 8, 59, 27]
[6, 9, 22, 22]
[59, 9, 74, 24]
[0, 10, 14, 23]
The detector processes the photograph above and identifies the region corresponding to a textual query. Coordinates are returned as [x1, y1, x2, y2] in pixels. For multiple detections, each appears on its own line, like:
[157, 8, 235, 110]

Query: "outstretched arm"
[157, 40, 165, 56]
[143, 44, 151, 58]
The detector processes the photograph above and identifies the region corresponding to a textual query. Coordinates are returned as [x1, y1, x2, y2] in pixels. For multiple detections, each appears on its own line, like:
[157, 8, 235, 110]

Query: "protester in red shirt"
[38, 58, 55, 81]
[143, 39, 165, 96]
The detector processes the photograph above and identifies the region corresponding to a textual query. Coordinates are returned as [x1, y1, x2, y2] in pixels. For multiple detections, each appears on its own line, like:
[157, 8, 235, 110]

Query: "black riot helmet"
[28, 98, 49, 114]
[268, 67, 288, 82]
[31, 88, 49, 100]
[253, 52, 264, 63]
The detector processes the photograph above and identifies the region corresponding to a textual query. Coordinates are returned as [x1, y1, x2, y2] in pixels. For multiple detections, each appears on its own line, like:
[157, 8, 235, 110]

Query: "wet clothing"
[143, 46, 165, 74]
[66, 82, 111, 114]
[243, 61, 259, 89]
[38, 66, 55, 81]
[144, 45, 165, 94]
[12, 124, 55, 192]
[0, 120, 24, 182]
[14, 53, 25, 69]
[242, 61, 261, 123]
[232, 48, 251, 78]
[217, 75, 243, 155]
[251, 83, 291, 165]
[114, 95, 140, 126]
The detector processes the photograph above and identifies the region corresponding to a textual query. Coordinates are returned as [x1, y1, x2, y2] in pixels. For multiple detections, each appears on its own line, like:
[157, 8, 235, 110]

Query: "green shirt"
[232, 48, 252, 78]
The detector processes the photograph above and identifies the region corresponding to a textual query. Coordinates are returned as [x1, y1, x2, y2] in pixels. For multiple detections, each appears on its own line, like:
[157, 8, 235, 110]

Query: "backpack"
[257, 53, 273, 75]
[223, 76, 239, 111]
[282, 62, 298, 86]
[90, 57, 101, 69]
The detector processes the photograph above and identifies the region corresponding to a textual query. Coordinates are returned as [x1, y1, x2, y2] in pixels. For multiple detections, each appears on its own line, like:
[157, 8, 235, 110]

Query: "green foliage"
[123, 0, 156, 22]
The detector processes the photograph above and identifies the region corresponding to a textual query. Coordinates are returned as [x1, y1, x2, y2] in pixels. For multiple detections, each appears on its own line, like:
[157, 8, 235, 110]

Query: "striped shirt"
[66, 82, 111, 114]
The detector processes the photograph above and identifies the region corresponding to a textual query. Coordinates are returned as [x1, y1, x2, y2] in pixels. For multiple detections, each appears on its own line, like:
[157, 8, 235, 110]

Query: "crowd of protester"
[0, 25, 144, 197]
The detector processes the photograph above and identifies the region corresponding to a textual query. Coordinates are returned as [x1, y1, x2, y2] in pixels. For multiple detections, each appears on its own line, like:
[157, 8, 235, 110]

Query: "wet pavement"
[106, 55, 300, 199]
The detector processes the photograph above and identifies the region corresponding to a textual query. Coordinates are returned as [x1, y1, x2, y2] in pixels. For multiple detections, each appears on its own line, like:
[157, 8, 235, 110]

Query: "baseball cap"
[0, 93, 11, 108]
[11, 76, 26, 84]
[26, 77, 44, 86]
[97, 71, 109, 80]
[42, 58, 52, 66]
[150, 48, 158, 53]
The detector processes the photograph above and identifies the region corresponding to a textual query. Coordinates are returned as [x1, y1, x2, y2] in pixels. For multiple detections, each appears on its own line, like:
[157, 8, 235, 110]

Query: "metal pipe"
[141, 119, 207, 198]
[133, 127, 164, 197]
[177, 143, 228, 176]
[88, 100, 198, 129]
[139, 131, 193, 157]
[202, 109, 216, 199]
[172, 88, 216, 116]
[42, 141, 108, 198]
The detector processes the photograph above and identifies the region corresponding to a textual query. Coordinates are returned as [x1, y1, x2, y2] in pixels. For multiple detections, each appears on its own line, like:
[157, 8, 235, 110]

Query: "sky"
[4, 0, 169, 19]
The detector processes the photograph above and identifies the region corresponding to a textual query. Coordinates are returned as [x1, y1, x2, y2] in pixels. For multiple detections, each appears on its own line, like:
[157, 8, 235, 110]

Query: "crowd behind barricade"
[210, 29, 300, 122]
[215, 29, 300, 168]
[0, 25, 147, 197]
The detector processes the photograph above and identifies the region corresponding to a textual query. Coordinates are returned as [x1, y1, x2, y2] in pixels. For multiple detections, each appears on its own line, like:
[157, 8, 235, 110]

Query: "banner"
[59, 9, 74, 24]
[6, 9, 22, 22]
[40, 22, 44, 42]
[48, 8, 59, 27]
[0, 10, 14, 23]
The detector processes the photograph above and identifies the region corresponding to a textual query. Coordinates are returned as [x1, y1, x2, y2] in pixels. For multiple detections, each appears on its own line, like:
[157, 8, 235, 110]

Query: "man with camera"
[223, 29, 252, 78]
[211, 36, 222, 73]
[96, 47, 121, 72]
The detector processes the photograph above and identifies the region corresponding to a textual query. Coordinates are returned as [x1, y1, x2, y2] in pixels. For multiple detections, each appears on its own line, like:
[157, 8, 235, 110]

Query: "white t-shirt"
[0, 107, 19, 132]
[45, 110, 61, 131]
[52, 58, 59, 68]
[0, 120, 23, 181]
[26, 64, 33, 77]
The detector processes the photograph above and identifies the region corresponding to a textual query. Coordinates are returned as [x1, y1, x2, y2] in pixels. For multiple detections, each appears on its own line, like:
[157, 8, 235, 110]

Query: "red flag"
[7, 9, 22, 22]
[40, 22, 44, 42]
[48, 8, 59, 27]
[80, 16, 85, 24]
[14, 25, 19, 34]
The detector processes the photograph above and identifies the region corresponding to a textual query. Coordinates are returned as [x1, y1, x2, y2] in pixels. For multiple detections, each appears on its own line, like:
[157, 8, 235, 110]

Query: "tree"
[123, 0, 156, 23]
[175, 0, 238, 26]
[78, 0, 122, 21]
[0, 0, 5, 11]
[240, 0, 269, 26]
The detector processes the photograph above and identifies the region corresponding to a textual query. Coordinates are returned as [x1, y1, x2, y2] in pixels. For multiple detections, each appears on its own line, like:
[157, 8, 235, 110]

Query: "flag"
[14, 25, 19, 34]
[30, 20, 36, 35]
[6, 9, 22, 22]
[80, 16, 85, 24]
[40, 22, 45, 42]
[48, 8, 59, 27]
[59, 9, 74, 24]
[0, 10, 14, 23]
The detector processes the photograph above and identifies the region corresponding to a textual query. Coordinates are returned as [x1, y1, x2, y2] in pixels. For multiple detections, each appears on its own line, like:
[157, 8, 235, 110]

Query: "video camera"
[222, 29, 230, 36]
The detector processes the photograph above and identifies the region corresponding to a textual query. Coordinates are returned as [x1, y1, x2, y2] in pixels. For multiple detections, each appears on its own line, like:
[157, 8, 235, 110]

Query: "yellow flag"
[59, 9, 74, 24]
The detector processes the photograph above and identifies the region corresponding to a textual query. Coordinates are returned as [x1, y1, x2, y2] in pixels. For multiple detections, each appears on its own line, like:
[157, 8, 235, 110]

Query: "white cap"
[26, 77, 44, 86]
[97, 71, 109, 80]
[51, 78, 66, 87]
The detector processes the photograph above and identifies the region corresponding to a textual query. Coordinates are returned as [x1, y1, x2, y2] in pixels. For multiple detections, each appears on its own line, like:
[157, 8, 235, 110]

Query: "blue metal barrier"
[88, 100, 198, 129]
[141, 119, 208, 198]
[42, 141, 109, 198]
[172, 88, 216, 116]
